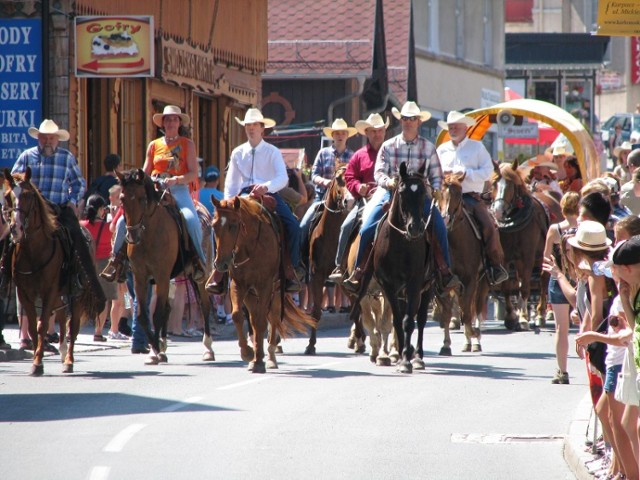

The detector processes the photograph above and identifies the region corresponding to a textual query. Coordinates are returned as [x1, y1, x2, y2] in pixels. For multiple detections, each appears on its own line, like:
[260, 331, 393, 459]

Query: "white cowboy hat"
[437, 111, 475, 131]
[614, 141, 633, 158]
[153, 105, 191, 128]
[391, 101, 431, 122]
[355, 113, 390, 136]
[552, 144, 571, 156]
[567, 220, 612, 252]
[322, 118, 358, 138]
[526, 154, 559, 171]
[28, 119, 70, 142]
[234, 108, 276, 128]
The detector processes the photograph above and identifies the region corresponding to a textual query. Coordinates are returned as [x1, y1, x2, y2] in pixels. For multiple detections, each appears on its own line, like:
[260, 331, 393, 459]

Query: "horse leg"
[132, 279, 156, 364]
[266, 319, 278, 370]
[305, 276, 323, 355]
[57, 308, 68, 362]
[376, 297, 393, 366]
[22, 295, 44, 376]
[398, 292, 419, 374]
[247, 295, 269, 374]
[412, 291, 430, 370]
[228, 285, 253, 362]
[361, 296, 376, 361]
[195, 279, 215, 361]
[63, 298, 83, 373]
[437, 293, 454, 356]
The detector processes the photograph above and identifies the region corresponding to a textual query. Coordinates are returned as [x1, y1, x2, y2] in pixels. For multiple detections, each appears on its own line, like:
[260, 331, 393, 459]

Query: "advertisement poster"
[0, 18, 42, 168]
[75, 16, 154, 77]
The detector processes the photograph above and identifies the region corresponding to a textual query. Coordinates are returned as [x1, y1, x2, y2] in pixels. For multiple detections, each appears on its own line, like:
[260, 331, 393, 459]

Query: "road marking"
[451, 433, 565, 444]
[88, 466, 110, 480]
[103, 423, 147, 452]
[160, 396, 203, 412]
[217, 361, 343, 390]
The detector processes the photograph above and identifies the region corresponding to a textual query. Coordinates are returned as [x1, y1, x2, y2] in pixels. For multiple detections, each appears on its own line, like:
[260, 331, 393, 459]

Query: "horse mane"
[13, 173, 58, 237]
[443, 173, 463, 189]
[121, 169, 161, 202]
[219, 196, 272, 224]
[493, 163, 531, 197]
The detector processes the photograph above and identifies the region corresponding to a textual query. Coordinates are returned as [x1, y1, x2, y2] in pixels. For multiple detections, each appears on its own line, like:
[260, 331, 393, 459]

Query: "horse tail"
[272, 295, 316, 339]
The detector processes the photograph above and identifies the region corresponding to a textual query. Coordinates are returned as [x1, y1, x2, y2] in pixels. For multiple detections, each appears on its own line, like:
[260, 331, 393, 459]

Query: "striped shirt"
[311, 146, 353, 198]
[375, 134, 442, 190]
[12, 146, 86, 205]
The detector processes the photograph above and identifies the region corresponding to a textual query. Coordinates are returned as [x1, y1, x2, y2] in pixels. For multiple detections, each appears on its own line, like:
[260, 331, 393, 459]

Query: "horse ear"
[135, 168, 145, 183]
[25, 166, 32, 181]
[510, 159, 519, 171]
[3, 169, 13, 187]
[399, 161, 408, 178]
[212, 195, 221, 209]
[492, 160, 500, 174]
[233, 196, 241, 210]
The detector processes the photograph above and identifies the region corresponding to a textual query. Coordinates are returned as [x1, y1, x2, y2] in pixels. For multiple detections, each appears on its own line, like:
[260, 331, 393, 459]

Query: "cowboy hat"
[355, 113, 390, 136]
[234, 108, 276, 128]
[28, 119, 70, 142]
[391, 101, 431, 122]
[552, 144, 570, 156]
[322, 118, 357, 138]
[437, 111, 475, 131]
[567, 220, 612, 252]
[527, 154, 559, 171]
[613, 141, 633, 158]
[153, 105, 190, 128]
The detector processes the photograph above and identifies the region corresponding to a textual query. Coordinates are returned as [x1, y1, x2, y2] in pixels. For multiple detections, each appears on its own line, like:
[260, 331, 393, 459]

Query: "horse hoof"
[276, 345, 283, 354]
[355, 345, 366, 354]
[251, 362, 266, 374]
[304, 346, 316, 355]
[504, 319, 516, 331]
[533, 327, 541, 335]
[376, 356, 391, 367]
[202, 351, 216, 362]
[62, 363, 74, 374]
[519, 321, 530, 332]
[439, 346, 452, 356]
[397, 362, 413, 374]
[472, 344, 482, 353]
[30, 364, 44, 376]
[462, 344, 472, 352]
[535, 316, 545, 328]
[241, 349, 254, 362]
[266, 360, 278, 369]
[347, 337, 356, 349]
[389, 354, 400, 363]
[145, 355, 160, 365]
[449, 320, 461, 330]
[157, 353, 168, 363]
[411, 358, 426, 370]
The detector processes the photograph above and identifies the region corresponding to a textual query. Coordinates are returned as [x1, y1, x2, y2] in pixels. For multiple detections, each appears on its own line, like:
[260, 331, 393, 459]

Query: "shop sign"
[0, 18, 41, 168]
[498, 122, 538, 139]
[75, 16, 154, 77]
[596, 1, 640, 36]
[632, 37, 640, 85]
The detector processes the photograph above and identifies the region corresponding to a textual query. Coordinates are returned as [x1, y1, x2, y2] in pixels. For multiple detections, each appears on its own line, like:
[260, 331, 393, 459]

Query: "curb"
[564, 392, 598, 480]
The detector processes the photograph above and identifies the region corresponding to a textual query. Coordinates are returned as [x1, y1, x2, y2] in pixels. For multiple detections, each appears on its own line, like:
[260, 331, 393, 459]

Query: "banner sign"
[498, 122, 539, 139]
[596, 1, 640, 36]
[0, 18, 42, 168]
[632, 37, 640, 84]
[75, 16, 154, 77]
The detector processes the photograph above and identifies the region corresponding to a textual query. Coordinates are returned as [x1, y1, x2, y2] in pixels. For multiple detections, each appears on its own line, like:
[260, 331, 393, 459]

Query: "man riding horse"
[0, 119, 106, 308]
[436, 111, 509, 286]
[343, 101, 460, 293]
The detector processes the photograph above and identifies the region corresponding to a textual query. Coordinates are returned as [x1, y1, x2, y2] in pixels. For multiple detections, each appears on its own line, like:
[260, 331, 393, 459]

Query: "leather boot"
[343, 267, 363, 293]
[100, 248, 127, 283]
[192, 256, 206, 283]
[284, 266, 305, 293]
[206, 269, 228, 295]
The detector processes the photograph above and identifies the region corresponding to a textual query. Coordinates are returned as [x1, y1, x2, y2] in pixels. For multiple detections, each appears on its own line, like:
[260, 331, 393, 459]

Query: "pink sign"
[632, 37, 640, 85]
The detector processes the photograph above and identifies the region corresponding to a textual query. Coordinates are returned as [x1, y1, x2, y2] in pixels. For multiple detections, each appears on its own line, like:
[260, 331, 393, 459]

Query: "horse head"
[211, 196, 244, 272]
[391, 161, 427, 240]
[490, 160, 528, 222]
[325, 165, 349, 212]
[118, 168, 154, 245]
[440, 172, 465, 225]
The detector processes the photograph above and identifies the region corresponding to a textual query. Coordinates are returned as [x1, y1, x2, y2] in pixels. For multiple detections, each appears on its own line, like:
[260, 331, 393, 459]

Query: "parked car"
[601, 113, 640, 145]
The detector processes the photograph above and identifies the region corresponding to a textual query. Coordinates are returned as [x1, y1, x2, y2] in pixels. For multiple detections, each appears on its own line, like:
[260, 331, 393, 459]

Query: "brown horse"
[117, 169, 215, 364]
[209, 195, 315, 373]
[438, 173, 487, 352]
[489, 160, 549, 330]
[305, 166, 349, 355]
[3, 168, 96, 375]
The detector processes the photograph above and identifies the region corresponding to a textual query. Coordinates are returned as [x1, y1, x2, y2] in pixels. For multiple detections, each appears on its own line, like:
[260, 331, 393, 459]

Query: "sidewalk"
[0, 310, 352, 362]
[564, 392, 602, 480]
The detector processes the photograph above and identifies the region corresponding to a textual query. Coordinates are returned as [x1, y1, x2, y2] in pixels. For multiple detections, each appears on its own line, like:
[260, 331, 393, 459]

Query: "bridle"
[387, 176, 430, 241]
[213, 208, 252, 270]
[123, 186, 160, 244]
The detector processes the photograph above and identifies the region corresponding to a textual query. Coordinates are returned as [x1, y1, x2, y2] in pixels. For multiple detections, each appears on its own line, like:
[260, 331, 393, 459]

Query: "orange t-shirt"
[149, 137, 190, 177]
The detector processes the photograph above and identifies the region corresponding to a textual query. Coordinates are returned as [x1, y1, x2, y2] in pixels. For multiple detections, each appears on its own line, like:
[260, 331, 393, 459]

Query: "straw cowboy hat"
[28, 119, 70, 142]
[437, 111, 475, 131]
[552, 144, 571, 156]
[527, 154, 559, 171]
[323, 118, 357, 138]
[391, 101, 431, 122]
[614, 141, 633, 158]
[153, 105, 190, 128]
[234, 108, 276, 128]
[355, 113, 390, 136]
[567, 220, 612, 252]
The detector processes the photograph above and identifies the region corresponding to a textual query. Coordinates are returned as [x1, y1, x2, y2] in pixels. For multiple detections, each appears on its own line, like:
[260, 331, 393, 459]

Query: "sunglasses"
[401, 116, 419, 122]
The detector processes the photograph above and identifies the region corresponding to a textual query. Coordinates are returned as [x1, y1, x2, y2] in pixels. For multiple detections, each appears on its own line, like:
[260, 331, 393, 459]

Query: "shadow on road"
[0, 392, 232, 422]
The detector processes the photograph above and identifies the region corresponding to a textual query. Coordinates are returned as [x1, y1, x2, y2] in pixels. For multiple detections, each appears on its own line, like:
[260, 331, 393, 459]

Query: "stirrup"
[99, 260, 118, 283]
[488, 265, 509, 286]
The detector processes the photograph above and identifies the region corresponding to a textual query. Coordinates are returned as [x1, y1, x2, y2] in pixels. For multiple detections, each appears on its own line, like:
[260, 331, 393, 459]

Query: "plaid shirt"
[12, 146, 86, 205]
[311, 145, 353, 197]
[374, 134, 442, 191]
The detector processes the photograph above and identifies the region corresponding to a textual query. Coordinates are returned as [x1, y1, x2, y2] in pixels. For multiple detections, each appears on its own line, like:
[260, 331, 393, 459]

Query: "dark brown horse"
[209, 195, 315, 373]
[3, 168, 96, 375]
[438, 173, 486, 352]
[361, 162, 436, 373]
[117, 169, 215, 364]
[489, 160, 549, 330]
[305, 165, 349, 355]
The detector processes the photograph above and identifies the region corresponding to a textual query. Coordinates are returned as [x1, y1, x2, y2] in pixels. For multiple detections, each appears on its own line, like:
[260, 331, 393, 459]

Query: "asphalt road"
[0, 318, 589, 480]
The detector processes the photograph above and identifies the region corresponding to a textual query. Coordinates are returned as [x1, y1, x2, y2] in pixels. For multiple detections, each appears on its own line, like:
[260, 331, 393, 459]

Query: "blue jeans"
[355, 187, 450, 267]
[335, 201, 361, 267]
[113, 184, 206, 263]
[274, 193, 301, 267]
[126, 271, 150, 349]
[299, 199, 322, 260]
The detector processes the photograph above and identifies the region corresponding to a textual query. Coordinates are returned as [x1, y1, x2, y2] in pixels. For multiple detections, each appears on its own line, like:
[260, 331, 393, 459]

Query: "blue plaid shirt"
[374, 134, 442, 191]
[311, 146, 353, 198]
[12, 146, 86, 206]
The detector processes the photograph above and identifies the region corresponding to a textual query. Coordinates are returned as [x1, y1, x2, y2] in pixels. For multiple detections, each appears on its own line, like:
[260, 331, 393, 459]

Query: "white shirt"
[437, 137, 494, 194]
[224, 140, 288, 198]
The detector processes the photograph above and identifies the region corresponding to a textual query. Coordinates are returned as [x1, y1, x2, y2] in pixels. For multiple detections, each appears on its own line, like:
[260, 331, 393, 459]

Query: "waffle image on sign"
[91, 32, 139, 57]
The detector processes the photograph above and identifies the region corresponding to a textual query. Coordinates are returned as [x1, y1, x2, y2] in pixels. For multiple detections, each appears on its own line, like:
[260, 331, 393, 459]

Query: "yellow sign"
[596, 1, 640, 36]
[75, 16, 154, 77]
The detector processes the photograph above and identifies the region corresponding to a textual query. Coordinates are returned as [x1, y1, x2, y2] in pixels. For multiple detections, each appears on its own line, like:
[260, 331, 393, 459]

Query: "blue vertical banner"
[0, 19, 42, 168]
